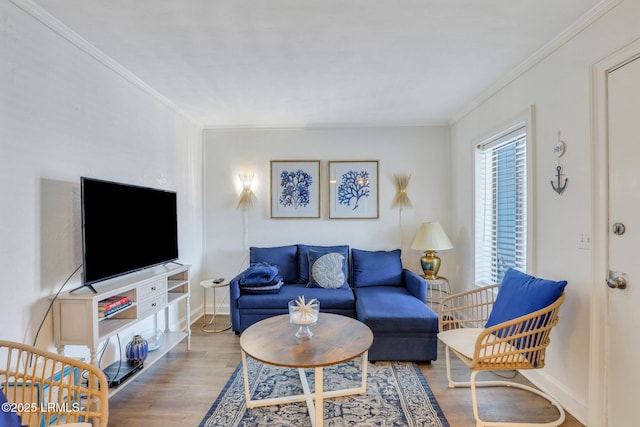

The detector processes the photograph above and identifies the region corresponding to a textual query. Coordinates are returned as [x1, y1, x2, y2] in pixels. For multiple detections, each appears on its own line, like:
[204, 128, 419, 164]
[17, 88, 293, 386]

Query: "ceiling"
[32, 0, 604, 128]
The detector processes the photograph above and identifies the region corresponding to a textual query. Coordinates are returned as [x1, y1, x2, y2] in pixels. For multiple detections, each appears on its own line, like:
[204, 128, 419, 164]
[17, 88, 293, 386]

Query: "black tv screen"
[81, 177, 179, 286]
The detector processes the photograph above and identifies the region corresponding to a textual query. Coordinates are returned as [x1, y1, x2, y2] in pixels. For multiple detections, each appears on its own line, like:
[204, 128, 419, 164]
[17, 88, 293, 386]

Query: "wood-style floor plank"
[107, 315, 584, 426]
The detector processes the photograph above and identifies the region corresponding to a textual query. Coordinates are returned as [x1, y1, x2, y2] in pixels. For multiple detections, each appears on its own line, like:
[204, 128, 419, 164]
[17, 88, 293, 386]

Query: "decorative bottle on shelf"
[126, 335, 149, 364]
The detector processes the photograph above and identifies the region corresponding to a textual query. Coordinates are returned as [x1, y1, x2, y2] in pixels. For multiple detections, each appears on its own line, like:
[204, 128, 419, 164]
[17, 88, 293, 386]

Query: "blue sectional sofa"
[229, 244, 439, 362]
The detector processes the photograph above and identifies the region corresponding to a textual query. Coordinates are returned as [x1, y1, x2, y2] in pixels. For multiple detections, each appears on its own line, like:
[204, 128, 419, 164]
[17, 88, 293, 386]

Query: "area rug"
[199, 356, 450, 427]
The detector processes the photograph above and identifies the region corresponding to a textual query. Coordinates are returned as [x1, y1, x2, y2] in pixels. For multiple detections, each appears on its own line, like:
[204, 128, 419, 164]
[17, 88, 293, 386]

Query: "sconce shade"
[236, 174, 254, 210]
[411, 222, 453, 279]
[392, 173, 413, 209]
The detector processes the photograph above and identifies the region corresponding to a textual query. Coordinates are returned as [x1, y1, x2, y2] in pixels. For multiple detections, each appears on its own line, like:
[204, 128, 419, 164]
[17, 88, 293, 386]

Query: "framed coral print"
[271, 160, 321, 218]
[329, 161, 379, 219]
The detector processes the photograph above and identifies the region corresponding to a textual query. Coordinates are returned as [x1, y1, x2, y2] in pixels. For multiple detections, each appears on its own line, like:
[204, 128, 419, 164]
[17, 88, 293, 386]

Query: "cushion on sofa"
[485, 268, 567, 328]
[354, 286, 439, 333]
[238, 284, 355, 310]
[351, 248, 403, 288]
[307, 250, 348, 289]
[297, 244, 349, 284]
[250, 245, 298, 284]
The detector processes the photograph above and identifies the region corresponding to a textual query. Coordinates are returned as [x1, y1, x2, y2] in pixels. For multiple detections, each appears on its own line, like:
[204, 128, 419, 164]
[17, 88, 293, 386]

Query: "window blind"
[475, 126, 527, 285]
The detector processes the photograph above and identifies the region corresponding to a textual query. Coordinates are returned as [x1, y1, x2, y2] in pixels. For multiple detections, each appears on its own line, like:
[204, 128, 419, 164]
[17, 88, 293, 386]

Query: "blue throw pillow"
[0, 388, 22, 427]
[485, 268, 567, 328]
[297, 244, 349, 284]
[351, 248, 403, 288]
[307, 250, 348, 289]
[250, 245, 298, 284]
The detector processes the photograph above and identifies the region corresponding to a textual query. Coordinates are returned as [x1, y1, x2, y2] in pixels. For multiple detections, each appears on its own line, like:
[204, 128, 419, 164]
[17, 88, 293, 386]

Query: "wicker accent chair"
[0, 340, 108, 427]
[438, 278, 566, 427]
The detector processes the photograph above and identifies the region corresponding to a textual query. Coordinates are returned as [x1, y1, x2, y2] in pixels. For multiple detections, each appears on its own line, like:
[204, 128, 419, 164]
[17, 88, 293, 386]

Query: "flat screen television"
[78, 177, 179, 292]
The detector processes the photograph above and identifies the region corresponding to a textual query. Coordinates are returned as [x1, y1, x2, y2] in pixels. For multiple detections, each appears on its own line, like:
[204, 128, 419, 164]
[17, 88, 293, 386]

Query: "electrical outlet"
[578, 232, 591, 250]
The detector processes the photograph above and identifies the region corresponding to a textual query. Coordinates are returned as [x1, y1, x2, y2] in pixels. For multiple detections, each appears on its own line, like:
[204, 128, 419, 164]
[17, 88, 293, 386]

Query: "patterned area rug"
[199, 356, 450, 427]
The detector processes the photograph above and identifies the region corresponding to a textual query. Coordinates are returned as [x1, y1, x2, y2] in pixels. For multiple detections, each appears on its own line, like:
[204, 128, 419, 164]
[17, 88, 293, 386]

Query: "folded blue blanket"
[240, 278, 283, 294]
[240, 264, 279, 285]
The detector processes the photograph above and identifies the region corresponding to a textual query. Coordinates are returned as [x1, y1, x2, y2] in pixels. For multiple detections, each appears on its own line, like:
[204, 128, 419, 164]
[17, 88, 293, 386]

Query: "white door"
[607, 54, 640, 427]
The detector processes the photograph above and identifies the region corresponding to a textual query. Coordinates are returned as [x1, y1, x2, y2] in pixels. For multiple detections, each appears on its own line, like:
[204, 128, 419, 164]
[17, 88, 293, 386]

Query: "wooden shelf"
[167, 292, 188, 305]
[52, 264, 191, 396]
[107, 331, 188, 397]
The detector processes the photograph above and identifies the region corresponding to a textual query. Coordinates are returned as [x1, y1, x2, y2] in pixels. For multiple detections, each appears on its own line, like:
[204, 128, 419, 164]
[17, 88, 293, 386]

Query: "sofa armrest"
[403, 269, 427, 302]
[229, 273, 243, 332]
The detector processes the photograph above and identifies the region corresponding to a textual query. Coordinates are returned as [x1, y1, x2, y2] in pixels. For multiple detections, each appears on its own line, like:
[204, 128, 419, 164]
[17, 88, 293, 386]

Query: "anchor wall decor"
[551, 130, 568, 195]
[551, 165, 568, 194]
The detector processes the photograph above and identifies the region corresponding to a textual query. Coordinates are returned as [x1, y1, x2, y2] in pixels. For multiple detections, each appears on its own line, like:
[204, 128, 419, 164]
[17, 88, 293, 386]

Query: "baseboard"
[520, 369, 587, 425]
[190, 304, 231, 326]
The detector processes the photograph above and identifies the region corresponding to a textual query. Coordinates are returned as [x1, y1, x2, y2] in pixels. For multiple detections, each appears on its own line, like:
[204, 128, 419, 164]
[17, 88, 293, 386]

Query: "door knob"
[607, 271, 627, 289]
[612, 223, 626, 235]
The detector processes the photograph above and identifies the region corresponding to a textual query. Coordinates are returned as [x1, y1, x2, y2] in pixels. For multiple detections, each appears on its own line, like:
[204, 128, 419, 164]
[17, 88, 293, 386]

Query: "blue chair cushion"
[485, 268, 567, 328]
[307, 250, 348, 289]
[250, 245, 298, 284]
[297, 244, 349, 284]
[351, 248, 403, 288]
[0, 388, 23, 427]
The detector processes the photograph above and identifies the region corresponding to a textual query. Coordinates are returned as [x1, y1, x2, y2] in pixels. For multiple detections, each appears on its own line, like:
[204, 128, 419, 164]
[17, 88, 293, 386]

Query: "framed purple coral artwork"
[270, 160, 321, 218]
[329, 160, 379, 219]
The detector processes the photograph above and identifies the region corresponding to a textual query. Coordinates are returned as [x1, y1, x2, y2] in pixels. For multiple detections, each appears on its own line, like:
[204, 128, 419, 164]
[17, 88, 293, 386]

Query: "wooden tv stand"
[52, 264, 191, 395]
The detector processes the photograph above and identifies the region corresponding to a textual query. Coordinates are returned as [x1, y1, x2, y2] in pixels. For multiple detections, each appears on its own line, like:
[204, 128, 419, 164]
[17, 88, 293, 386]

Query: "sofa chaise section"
[351, 249, 439, 362]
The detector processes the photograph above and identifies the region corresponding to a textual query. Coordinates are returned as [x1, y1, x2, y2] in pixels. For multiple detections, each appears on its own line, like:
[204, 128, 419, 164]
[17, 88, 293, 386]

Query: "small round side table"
[424, 276, 451, 310]
[200, 279, 231, 333]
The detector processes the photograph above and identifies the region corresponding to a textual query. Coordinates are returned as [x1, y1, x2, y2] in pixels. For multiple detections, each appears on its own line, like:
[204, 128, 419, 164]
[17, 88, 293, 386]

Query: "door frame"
[590, 37, 640, 427]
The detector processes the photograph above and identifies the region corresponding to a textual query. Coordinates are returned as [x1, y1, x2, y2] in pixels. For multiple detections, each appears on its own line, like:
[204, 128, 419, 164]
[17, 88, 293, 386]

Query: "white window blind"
[475, 126, 527, 285]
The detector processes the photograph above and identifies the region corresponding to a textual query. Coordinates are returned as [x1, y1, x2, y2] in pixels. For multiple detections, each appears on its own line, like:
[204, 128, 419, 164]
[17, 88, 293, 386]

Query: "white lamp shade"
[411, 222, 453, 251]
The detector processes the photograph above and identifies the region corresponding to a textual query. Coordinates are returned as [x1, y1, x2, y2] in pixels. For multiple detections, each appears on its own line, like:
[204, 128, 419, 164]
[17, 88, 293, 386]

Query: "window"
[475, 125, 527, 285]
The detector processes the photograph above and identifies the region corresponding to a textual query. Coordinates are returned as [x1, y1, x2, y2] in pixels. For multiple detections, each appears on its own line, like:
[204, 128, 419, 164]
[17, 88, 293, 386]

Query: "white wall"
[0, 1, 204, 359]
[203, 127, 451, 297]
[449, 0, 640, 423]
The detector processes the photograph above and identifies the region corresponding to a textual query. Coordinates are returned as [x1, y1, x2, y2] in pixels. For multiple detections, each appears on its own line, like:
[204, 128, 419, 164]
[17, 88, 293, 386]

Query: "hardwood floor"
[107, 315, 584, 426]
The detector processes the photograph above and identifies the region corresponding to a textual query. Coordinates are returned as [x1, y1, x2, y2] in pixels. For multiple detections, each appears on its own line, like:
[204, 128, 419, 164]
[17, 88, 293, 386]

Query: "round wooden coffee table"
[240, 313, 373, 427]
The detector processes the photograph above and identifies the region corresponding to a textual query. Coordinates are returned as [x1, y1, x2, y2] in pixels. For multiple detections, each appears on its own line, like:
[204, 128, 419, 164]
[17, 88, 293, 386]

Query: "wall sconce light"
[392, 173, 412, 209]
[392, 173, 412, 248]
[236, 174, 254, 210]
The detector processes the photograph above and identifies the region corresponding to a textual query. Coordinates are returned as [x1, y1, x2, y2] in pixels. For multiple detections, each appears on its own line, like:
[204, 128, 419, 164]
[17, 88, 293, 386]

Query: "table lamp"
[411, 222, 453, 279]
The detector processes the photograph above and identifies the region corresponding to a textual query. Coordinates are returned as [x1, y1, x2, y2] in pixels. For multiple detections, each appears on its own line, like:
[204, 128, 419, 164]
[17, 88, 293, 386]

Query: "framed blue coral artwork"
[270, 160, 321, 218]
[329, 160, 379, 219]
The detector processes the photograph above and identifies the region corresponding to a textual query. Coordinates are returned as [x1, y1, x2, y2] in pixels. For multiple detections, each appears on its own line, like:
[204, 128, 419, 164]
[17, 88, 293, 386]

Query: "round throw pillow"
[311, 252, 346, 289]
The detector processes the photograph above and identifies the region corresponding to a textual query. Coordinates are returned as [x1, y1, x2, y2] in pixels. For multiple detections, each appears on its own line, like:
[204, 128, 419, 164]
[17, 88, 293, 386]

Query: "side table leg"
[241, 350, 253, 407]
[361, 351, 368, 392]
[201, 285, 231, 333]
[315, 366, 323, 427]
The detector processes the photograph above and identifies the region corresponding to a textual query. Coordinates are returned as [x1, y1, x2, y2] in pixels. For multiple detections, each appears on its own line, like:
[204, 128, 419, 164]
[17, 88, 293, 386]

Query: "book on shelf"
[99, 301, 133, 318]
[98, 295, 131, 312]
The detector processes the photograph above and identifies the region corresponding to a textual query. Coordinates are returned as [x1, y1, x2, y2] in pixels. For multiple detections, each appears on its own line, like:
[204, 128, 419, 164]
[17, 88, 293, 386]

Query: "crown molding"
[9, 0, 203, 128]
[449, 0, 624, 126]
[202, 120, 450, 130]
